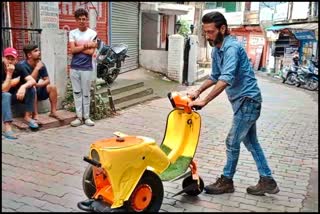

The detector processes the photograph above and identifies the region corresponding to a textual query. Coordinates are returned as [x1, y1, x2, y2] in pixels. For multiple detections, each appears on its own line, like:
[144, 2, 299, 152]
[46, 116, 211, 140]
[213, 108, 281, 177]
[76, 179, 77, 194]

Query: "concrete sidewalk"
[2, 68, 318, 212]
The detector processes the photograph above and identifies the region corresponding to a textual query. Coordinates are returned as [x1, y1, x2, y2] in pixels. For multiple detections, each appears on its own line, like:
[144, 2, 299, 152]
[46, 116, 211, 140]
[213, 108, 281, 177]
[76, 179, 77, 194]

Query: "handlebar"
[168, 92, 202, 113]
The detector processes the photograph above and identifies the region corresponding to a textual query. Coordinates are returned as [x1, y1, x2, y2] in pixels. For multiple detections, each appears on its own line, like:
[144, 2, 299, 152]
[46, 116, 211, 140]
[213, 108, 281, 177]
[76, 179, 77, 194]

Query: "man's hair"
[23, 44, 38, 58]
[202, 11, 230, 35]
[74, 8, 88, 18]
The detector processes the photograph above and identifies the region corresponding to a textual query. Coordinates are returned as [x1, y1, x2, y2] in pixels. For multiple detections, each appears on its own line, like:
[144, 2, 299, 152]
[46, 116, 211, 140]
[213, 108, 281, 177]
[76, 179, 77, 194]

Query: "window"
[205, 2, 241, 12]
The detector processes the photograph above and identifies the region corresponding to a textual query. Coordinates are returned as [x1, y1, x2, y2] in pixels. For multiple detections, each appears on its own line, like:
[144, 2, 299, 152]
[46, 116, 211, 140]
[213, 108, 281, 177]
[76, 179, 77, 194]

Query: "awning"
[140, 2, 192, 15]
[266, 22, 318, 41]
[266, 22, 318, 31]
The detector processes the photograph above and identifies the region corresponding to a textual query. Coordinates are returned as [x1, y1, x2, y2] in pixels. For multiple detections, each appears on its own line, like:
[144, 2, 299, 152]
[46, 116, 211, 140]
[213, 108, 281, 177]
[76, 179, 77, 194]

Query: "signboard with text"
[39, 2, 59, 29]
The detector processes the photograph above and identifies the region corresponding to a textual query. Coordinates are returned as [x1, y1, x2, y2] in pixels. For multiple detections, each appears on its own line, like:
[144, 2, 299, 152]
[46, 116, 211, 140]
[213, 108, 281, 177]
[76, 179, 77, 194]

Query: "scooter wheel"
[127, 170, 163, 212]
[82, 165, 96, 199]
[182, 175, 204, 196]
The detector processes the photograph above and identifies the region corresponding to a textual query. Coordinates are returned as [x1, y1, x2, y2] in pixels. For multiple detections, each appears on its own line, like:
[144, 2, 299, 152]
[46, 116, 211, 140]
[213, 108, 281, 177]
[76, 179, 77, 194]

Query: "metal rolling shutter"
[110, 2, 139, 72]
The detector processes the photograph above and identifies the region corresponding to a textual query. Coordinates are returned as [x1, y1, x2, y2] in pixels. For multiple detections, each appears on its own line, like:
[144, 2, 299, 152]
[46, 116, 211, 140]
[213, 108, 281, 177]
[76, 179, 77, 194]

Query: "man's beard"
[208, 32, 224, 47]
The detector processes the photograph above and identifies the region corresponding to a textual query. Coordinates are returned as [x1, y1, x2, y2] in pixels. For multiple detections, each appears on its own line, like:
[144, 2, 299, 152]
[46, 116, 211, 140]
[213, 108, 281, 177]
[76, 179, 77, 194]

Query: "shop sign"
[249, 36, 265, 46]
[293, 30, 316, 40]
[39, 2, 59, 29]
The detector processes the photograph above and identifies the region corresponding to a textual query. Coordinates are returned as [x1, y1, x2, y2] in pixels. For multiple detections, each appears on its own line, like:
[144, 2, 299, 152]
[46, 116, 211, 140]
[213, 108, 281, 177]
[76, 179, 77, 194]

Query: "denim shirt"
[209, 35, 262, 113]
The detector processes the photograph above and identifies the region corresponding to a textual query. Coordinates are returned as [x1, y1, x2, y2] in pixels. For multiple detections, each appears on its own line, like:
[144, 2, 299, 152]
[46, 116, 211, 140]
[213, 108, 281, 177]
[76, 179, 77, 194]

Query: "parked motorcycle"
[280, 64, 299, 85]
[96, 38, 129, 85]
[295, 64, 318, 91]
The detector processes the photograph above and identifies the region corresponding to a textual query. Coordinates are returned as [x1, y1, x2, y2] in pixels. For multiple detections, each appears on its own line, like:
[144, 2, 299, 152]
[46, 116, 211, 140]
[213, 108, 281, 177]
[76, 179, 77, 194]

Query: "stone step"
[97, 81, 144, 96]
[115, 94, 160, 111]
[12, 110, 76, 131]
[110, 87, 154, 105]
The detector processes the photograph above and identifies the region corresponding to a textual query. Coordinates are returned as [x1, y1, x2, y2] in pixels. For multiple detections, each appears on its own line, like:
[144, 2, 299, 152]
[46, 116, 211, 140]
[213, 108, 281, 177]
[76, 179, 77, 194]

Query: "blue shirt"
[209, 35, 262, 113]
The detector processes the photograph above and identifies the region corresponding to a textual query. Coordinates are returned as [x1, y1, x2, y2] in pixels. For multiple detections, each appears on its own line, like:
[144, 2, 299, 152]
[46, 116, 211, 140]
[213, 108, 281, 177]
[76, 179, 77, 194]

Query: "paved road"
[2, 73, 318, 212]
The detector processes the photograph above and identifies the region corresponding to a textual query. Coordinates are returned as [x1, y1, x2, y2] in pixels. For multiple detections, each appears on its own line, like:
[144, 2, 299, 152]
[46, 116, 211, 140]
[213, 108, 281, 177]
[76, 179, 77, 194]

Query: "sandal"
[28, 119, 39, 129]
[3, 130, 18, 140]
[49, 113, 64, 121]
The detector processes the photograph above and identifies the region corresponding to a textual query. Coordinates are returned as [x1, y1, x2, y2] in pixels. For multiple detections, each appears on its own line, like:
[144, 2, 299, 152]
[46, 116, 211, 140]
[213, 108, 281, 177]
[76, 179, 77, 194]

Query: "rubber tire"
[82, 164, 96, 199]
[127, 170, 164, 212]
[182, 175, 204, 196]
[286, 73, 297, 85]
[306, 78, 318, 91]
[105, 68, 120, 85]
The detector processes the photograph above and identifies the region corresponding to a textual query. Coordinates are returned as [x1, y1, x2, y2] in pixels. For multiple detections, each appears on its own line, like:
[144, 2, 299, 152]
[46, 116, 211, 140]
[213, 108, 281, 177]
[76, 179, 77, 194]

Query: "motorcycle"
[295, 63, 318, 91]
[96, 38, 129, 85]
[280, 64, 299, 85]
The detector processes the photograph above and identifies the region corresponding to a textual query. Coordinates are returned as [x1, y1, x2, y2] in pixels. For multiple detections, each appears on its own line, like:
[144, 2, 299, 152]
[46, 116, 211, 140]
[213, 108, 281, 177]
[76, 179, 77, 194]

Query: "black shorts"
[37, 86, 49, 101]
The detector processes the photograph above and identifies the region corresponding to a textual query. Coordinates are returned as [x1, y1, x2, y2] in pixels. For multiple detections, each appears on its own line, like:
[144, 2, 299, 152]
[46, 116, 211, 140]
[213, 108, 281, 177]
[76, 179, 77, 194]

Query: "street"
[2, 73, 318, 212]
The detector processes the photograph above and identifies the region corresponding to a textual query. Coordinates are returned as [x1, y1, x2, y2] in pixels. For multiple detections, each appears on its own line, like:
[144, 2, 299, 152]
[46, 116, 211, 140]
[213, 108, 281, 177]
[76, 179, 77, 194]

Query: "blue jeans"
[2, 88, 35, 123]
[223, 97, 272, 179]
[2, 92, 13, 123]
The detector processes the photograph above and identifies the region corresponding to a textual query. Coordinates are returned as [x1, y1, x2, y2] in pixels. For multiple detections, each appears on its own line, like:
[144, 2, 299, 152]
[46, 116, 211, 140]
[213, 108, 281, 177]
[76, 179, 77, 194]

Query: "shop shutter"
[110, 2, 139, 72]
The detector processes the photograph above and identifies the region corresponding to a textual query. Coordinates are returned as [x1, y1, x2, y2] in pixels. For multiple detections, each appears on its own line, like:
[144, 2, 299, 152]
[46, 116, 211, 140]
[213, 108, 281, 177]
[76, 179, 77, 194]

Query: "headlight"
[97, 54, 106, 61]
[91, 149, 100, 162]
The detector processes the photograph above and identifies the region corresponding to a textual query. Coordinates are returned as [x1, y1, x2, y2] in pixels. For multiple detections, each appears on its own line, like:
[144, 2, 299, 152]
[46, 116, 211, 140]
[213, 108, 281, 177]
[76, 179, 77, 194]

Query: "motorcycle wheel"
[82, 165, 96, 199]
[105, 68, 120, 85]
[127, 170, 164, 212]
[306, 78, 318, 91]
[286, 73, 297, 85]
[182, 175, 204, 196]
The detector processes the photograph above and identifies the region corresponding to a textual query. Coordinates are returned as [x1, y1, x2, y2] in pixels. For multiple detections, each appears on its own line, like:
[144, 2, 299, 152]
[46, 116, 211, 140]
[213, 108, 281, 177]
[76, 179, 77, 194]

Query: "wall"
[9, 2, 30, 61]
[139, 50, 168, 74]
[39, 29, 68, 111]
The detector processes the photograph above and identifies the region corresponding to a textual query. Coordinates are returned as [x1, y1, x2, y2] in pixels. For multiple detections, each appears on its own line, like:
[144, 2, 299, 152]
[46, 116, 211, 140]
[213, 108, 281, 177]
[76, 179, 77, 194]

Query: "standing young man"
[187, 12, 280, 196]
[69, 8, 97, 127]
[2, 47, 37, 138]
[20, 44, 61, 121]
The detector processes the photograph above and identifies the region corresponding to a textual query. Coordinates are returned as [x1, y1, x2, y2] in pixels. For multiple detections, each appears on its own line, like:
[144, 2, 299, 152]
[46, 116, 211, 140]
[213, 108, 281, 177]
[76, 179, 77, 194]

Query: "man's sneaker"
[247, 176, 280, 196]
[204, 175, 235, 194]
[71, 118, 83, 127]
[84, 118, 95, 126]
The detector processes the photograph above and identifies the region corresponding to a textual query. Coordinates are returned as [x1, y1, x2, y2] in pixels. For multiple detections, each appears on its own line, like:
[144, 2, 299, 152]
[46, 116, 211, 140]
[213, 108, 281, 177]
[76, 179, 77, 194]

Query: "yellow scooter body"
[89, 135, 170, 208]
[159, 109, 201, 181]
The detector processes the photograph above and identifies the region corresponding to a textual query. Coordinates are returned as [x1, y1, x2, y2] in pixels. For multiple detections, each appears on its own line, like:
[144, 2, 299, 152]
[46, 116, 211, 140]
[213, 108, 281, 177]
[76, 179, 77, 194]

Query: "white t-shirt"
[69, 28, 97, 71]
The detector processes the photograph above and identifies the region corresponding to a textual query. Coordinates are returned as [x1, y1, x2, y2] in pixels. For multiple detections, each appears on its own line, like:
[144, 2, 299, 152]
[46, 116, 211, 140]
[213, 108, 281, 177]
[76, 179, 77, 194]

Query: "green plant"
[62, 79, 113, 120]
[177, 20, 190, 38]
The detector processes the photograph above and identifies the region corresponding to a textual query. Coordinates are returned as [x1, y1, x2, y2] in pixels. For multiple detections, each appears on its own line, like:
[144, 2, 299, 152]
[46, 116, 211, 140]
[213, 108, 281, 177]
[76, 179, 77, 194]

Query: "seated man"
[2, 47, 38, 139]
[20, 44, 61, 121]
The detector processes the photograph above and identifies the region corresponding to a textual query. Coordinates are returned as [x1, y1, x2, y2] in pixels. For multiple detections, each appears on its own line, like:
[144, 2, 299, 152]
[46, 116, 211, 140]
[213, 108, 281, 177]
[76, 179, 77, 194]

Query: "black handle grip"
[83, 156, 101, 168]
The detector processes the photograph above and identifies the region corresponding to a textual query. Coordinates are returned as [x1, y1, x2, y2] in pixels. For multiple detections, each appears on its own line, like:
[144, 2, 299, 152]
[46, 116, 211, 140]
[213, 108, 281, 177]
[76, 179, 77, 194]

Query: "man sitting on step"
[20, 44, 62, 122]
[2, 47, 38, 139]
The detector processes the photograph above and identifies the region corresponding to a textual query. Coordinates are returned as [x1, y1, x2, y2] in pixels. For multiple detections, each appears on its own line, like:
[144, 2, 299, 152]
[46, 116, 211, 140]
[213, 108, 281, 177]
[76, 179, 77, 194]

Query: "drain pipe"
[7, 2, 13, 47]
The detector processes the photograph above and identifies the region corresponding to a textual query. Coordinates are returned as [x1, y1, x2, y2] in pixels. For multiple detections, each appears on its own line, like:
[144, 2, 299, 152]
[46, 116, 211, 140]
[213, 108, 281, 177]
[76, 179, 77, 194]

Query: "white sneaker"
[84, 118, 95, 126]
[70, 118, 83, 127]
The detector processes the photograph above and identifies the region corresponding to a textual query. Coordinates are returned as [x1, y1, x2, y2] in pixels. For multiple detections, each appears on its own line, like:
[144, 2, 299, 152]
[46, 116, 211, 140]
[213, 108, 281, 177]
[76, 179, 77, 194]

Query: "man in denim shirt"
[188, 12, 279, 196]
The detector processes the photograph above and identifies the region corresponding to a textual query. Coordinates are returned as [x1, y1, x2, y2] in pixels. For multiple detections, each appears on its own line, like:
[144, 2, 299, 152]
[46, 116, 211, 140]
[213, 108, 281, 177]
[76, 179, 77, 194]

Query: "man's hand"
[85, 41, 97, 49]
[188, 99, 207, 109]
[16, 86, 26, 100]
[6, 64, 15, 76]
[35, 61, 44, 71]
[187, 89, 201, 100]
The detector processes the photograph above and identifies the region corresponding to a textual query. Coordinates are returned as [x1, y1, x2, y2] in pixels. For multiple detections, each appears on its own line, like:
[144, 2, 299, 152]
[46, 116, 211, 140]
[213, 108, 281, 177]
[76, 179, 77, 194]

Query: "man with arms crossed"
[69, 8, 97, 127]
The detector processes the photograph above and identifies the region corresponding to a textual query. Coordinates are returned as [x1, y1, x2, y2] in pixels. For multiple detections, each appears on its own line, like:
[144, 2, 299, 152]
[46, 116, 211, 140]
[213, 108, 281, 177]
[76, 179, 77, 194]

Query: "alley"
[2, 73, 318, 212]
